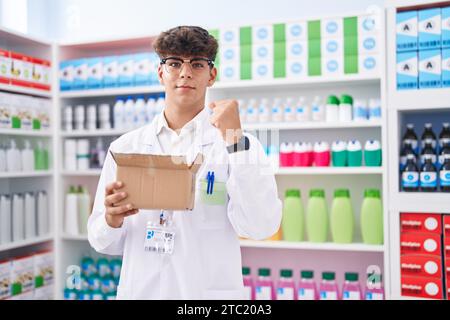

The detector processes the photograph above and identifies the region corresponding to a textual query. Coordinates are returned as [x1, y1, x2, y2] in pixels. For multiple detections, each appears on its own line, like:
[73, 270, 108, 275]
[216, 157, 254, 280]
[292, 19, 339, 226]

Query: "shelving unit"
[0, 171, 53, 178]
[0, 235, 53, 253]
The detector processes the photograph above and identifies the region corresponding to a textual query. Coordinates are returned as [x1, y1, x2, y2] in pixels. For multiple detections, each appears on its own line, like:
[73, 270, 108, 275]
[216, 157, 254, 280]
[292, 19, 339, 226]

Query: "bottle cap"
[285, 189, 301, 198]
[327, 95, 340, 105]
[309, 189, 325, 198]
[258, 268, 271, 277]
[322, 272, 335, 280]
[345, 272, 359, 282]
[242, 267, 251, 276]
[340, 94, 353, 105]
[280, 269, 293, 278]
[301, 270, 314, 279]
[364, 189, 381, 199]
[406, 123, 414, 129]
[334, 189, 350, 198]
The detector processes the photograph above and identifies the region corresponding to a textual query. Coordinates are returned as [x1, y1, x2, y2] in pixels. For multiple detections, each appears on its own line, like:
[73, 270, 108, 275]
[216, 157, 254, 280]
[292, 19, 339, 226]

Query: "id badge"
[144, 221, 176, 255]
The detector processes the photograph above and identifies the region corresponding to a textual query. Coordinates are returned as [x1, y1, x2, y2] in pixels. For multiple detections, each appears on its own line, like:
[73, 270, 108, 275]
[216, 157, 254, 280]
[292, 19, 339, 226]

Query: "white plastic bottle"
[135, 96, 147, 128]
[325, 95, 340, 123]
[295, 97, 310, 122]
[353, 99, 368, 122]
[155, 93, 166, 116]
[12, 193, 24, 242]
[24, 192, 36, 239]
[0, 143, 6, 172]
[77, 186, 91, 235]
[246, 99, 258, 123]
[37, 191, 49, 236]
[113, 98, 125, 130]
[21, 140, 35, 172]
[6, 140, 21, 172]
[65, 186, 79, 236]
[311, 96, 325, 122]
[0, 195, 12, 244]
[368, 98, 382, 122]
[284, 97, 296, 122]
[74, 104, 85, 131]
[86, 104, 97, 131]
[146, 96, 157, 124]
[339, 95, 353, 123]
[63, 105, 73, 131]
[271, 98, 284, 123]
[258, 98, 271, 123]
[98, 103, 111, 130]
[76, 139, 90, 171]
[124, 96, 136, 130]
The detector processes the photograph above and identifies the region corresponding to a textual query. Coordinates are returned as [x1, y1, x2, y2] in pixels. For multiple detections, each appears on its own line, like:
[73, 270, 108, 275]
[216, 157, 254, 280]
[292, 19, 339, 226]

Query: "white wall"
[43, 0, 386, 42]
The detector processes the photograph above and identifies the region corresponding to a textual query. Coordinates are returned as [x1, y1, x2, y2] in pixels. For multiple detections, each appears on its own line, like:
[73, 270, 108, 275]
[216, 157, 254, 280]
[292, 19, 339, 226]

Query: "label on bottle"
[404, 139, 418, 151]
[439, 155, 449, 165]
[422, 140, 437, 149]
[343, 290, 361, 300]
[244, 285, 252, 300]
[276, 287, 294, 300]
[320, 290, 338, 300]
[255, 286, 272, 300]
[420, 172, 437, 188]
[420, 154, 437, 164]
[440, 170, 450, 186]
[298, 288, 315, 300]
[365, 292, 384, 300]
[402, 172, 419, 188]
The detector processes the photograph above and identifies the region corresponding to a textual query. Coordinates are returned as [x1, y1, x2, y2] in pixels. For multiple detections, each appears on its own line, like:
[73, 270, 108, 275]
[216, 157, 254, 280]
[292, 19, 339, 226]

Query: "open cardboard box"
[110, 151, 203, 210]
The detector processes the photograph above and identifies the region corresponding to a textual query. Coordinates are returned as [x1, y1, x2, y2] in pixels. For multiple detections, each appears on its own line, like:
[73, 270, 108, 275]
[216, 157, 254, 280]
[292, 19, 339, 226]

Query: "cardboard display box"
[111, 152, 203, 210]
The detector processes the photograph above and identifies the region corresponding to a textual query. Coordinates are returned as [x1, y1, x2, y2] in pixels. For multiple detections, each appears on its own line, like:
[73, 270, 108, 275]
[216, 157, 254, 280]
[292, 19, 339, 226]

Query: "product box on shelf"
[358, 13, 379, 35]
[59, 60, 74, 91]
[86, 57, 103, 89]
[442, 48, 450, 87]
[286, 59, 308, 78]
[103, 56, 119, 88]
[322, 55, 343, 76]
[286, 21, 308, 42]
[0, 260, 12, 300]
[400, 232, 442, 256]
[32, 57, 51, 91]
[444, 215, 450, 238]
[359, 53, 379, 76]
[11, 255, 35, 296]
[33, 284, 53, 300]
[10, 52, 33, 88]
[419, 49, 442, 89]
[220, 46, 240, 64]
[396, 10, 418, 52]
[401, 213, 442, 235]
[397, 51, 418, 90]
[358, 33, 380, 55]
[252, 61, 273, 80]
[219, 63, 240, 82]
[118, 54, 135, 87]
[401, 254, 443, 279]
[0, 49, 11, 84]
[133, 53, 152, 86]
[287, 41, 308, 61]
[443, 7, 450, 48]
[321, 17, 343, 39]
[34, 251, 54, 288]
[219, 27, 240, 46]
[72, 58, 88, 90]
[252, 24, 273, 44]
[418, 8, 442, 50]
[401, 275, 444, 299]
[252, 43, 274, 62]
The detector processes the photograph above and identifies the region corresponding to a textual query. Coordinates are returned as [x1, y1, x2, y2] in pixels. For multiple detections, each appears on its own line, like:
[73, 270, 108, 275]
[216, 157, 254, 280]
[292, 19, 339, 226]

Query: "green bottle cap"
[280, 269, 293, 278]
[301, 270, 314, 279]
[327, 95, 340, 105]
[309, 189, 325, 198]
[345, 272, 359, 281]
[334, 189, 350, 198]
[242, 267, 251, 276]
[285, 189, 301, 198]
[322, 272, 335, 280]
[258, 268, 271, 277]
[340, 94, 353, 105]
[364, 189, 381, 199]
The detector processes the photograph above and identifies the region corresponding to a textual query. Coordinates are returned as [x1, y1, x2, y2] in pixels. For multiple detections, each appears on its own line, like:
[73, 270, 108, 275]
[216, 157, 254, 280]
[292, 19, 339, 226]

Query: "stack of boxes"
[0, 49, 51, 91]
[400, 213, 446, 299]
[210, 12, 380, 82]
[396, 6, 450, 90]
[444, 215, 450, 300]
[59, 52, 160, 91]
[0, 250, 54, 300]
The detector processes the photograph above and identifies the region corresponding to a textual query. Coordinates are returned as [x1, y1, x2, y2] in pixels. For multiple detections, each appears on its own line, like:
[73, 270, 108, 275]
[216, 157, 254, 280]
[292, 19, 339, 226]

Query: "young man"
[88, 26, 282, 300]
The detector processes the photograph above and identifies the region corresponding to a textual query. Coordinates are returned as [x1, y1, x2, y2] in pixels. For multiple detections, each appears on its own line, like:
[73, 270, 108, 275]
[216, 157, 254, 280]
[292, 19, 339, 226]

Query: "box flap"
[111, 151, 193, 170]
[189, 153, 204, 174]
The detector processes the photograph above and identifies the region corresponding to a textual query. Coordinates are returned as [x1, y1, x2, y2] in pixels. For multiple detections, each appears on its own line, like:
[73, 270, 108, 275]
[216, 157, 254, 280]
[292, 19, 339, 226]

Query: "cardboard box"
[0, 260, 11, 300]
[32, 57, 51, 91]
[220, 26, 240, 46]
[286, 21, 307, 42]
[444, 215, 450, 238]
[72, 58, 88, 90]
[286, 41, 308, 61]
[10, 52, 33, 88]
[396, 10, 418, 52]
[401, 254, 443, 279]
[11, 255, 34, 296]
[103, 56, 119, 88]
[419, 8, 441, 50]
[286, 59, 307, 78]
[442, 7, 450, 48]
[111, 152, 203, 210]
[220, 46, 240, 64]
[252, 24, 273, 44]
[0, 49, 11, 84]
[34, 251, 54, 288]
[444, 237, 450, 259]
[443, 48, 450, 88]
[118, 54, 135, 87]
[400, 232, 441, 256]
[401, 275, 444, 299]
[133, 53, 152, 86]
[219, 63, 240, 82]
[321, 17, 343, 39]
[87, 57, 103, 89]
[59, 60, 74, 91]
[359, 53, 379, 76]
[401, 213, 442, 234]
[419, 49, 441, 88]
[397, 51, 418, 90]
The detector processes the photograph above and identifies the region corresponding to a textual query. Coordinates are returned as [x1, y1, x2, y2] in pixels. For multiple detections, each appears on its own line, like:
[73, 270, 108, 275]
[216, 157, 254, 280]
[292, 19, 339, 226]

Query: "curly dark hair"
[153, 26, 218, 61]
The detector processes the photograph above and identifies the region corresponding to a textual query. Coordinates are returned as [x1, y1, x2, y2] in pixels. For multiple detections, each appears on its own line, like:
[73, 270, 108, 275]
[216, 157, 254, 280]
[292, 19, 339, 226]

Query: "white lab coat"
[88, 110, 282, 300]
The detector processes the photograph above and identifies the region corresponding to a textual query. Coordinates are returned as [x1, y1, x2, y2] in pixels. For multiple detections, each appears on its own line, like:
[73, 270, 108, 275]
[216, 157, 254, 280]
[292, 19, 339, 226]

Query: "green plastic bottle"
[306, 189, 328, 243]
[282, 189, 304, 242]
[361, 189, 383, 245]
[330, 189, 354, 243]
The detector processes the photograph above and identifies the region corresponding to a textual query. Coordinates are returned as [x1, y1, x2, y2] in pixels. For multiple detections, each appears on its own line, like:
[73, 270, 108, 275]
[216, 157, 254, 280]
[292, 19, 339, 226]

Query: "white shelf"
[0, 83, 52, 98]
[0, 235, 53, 252]
[0, 171, 53, 178]
[239, 239, 384, 252]
[391, 192, 450, 214]
[243, 121, 382, 131]
[59, 85, 165, 98]
[61, 234, 88, 241]
[0, 128, 52, 137]
[61, 129, 129, 138]
[390, 90, 450, 111]
[212, 75, 380, 91]
[275, 166, 383, 175]
[61, 170, 101, 177]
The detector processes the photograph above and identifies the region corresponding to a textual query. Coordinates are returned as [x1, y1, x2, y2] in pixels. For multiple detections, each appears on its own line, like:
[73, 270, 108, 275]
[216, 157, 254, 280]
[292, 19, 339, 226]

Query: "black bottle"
[440, 154, 450, 192]
[439, 139, 450, 168]
[420, 155, 437, 192]
[402, 123, 418, 153]
[402, 154, 420, 192]
[420, 139, 437, 166]
[421, 123, 437, 149]
[400, 141, 417, 170]
[439, 123, 450, 149]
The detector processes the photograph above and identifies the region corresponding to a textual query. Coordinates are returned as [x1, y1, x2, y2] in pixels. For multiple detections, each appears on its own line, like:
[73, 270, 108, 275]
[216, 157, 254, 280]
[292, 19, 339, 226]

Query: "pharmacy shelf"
[0, 83, 52, 98]
[61, 170, 102, 177]
[212, 75, 380, 91]
[59, 85, 165, 98]
[60, 129, 129, 138]
[0, 128, 53, 137]
[0, 235, 53, 253]
[61, 234, 88, 241]
[239, 239, 384, 252]
[390, 192, 450, 214]
[0, 171, 53, 178]
[243, 121, 382, 131]
[275, 166, 383, 175]
[390, 90, 450, 111]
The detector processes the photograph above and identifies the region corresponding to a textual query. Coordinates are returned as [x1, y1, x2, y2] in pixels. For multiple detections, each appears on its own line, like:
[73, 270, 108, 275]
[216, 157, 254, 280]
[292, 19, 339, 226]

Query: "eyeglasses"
[160, 56, 214, 74]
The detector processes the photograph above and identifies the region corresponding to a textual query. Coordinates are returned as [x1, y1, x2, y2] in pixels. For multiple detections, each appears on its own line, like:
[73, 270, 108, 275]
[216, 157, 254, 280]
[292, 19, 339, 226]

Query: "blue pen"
[206, 171, 211, 195]
[210, 172, 215, 194]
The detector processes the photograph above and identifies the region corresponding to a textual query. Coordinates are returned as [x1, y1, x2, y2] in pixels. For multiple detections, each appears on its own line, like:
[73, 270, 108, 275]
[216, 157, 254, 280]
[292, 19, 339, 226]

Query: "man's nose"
[179, 62, 193, 78]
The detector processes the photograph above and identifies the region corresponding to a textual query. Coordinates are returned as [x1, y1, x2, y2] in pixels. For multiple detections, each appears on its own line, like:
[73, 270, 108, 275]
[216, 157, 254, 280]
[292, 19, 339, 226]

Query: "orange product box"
[401, 276, 444, 300]
[400, 232, 442, 256]
[10, 52, 34, 88]
[31, 57, 51, 91]
[401, 254, 443, 279]
[444, 237, 450, 259]
[443, 215, 450, 238]
[400, 213, 442, 235]
[0, 49, 11, 84]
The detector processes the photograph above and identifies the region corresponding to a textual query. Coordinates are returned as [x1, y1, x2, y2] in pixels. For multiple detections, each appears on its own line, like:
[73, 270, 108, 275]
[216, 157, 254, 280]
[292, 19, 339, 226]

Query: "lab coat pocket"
[195, 179, 228, 229]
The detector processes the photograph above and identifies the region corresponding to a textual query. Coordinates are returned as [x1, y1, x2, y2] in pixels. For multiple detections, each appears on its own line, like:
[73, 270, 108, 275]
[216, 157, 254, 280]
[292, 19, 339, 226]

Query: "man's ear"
[157, 64, 164, 85]
[207, 67, 217, 87]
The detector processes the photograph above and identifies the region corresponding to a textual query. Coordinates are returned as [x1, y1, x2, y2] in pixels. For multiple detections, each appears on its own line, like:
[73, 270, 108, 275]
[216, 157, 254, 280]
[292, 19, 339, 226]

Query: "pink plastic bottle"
[293, 142, 305, 167]
[297, 270, 317, 300]
[276, 269, 296, 300]
[255, 268, 275, 300]
[342, 272, 362, 300]
[364, 273, 385, 300]
[319, 272, 339, 300]
[313, 142, 331, 167]
[280, 143, 294, 167]
[242, 267, 255, 300]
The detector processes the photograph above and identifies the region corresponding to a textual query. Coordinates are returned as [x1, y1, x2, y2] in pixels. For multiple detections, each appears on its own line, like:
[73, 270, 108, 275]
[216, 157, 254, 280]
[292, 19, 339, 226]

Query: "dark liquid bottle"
[402, 154, 419, 192]
[402, 123, 418, 153]
[400, 141, 417, 170]
[420, 139, 437, 166]
[439, 123, 450, 150]
[439, 139, 450, 168]
[420, 155, 437, 192]
[421, 123, 437, 149]
[440, 154, 450, 192]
